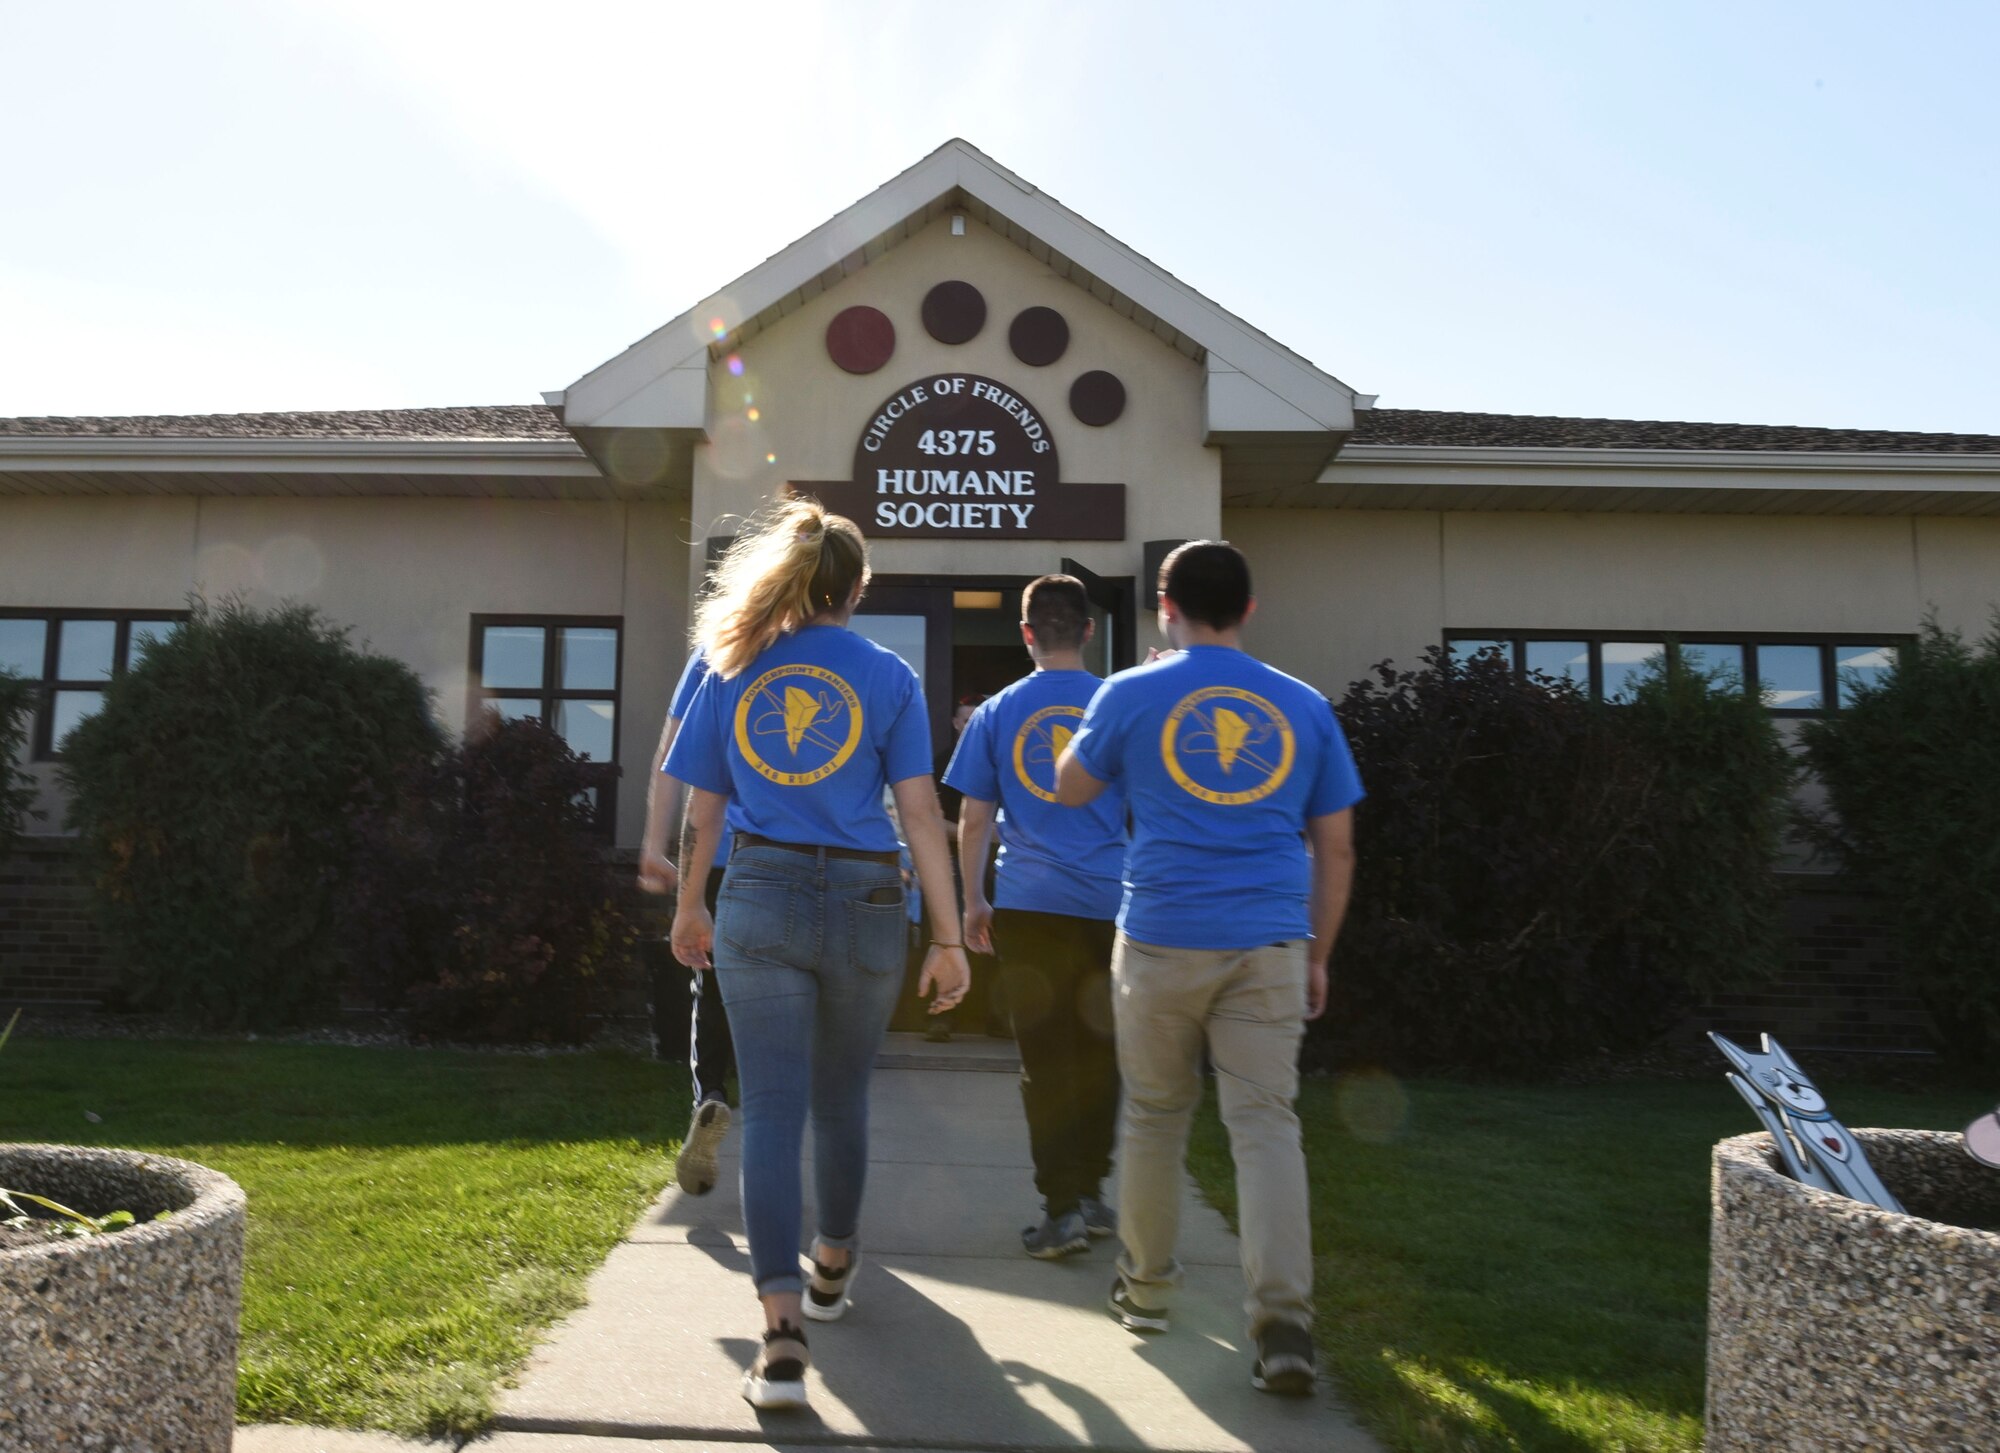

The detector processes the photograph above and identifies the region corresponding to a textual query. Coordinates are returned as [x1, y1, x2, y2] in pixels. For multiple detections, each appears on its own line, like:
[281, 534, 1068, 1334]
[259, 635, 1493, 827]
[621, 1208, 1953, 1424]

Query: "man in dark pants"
[944, 576, 1127, 1258]
[638, 649, 737, 1196]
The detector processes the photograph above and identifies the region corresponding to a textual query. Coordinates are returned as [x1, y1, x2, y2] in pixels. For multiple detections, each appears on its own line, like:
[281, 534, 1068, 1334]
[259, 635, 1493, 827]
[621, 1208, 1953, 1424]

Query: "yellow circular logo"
[734, 664, 865, 786]
[1160, 686, 1295, 805]
[1012, 704, 1086, 804]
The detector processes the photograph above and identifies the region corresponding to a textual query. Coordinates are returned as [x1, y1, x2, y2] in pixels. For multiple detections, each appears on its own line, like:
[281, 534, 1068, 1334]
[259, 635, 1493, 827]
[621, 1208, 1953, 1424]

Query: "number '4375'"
[916, 429, 997, 457]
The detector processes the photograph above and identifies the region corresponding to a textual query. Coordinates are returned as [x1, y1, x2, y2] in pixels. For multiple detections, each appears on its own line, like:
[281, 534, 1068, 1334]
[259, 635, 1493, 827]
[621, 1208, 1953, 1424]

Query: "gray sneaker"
[1077, 1195, 1116, 1239]
[1022, 1207, 1090, 1260]
[1107, 1275, 1170, 1333]
[675, 1098, 730, 1196]
[1252, 1320, 1317, 1395]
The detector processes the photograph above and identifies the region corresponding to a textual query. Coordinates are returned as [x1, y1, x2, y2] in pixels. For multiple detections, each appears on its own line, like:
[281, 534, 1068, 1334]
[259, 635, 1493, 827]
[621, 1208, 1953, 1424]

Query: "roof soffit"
[559, 140, 1358, 442]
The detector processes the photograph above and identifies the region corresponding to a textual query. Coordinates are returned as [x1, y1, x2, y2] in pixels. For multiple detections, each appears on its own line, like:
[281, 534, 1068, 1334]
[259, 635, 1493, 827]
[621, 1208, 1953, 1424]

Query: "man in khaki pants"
[1056, 541, 1361, 1396]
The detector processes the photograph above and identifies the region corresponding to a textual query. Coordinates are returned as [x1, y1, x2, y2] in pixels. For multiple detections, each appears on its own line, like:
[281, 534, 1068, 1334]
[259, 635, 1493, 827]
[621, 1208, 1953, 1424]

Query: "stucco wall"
[1, 495, 691, 846]
[1226, 506, 2000, 698]
[689, 211, 1218, 632]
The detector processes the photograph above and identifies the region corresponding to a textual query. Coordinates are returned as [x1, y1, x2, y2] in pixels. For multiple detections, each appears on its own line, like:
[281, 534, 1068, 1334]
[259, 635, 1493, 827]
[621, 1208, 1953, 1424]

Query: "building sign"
[793, 372, 1124, 540]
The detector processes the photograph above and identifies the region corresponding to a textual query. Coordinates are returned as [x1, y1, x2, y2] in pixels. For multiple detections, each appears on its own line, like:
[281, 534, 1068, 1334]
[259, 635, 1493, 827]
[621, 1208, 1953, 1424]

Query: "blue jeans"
[714, 844, 907, 1297]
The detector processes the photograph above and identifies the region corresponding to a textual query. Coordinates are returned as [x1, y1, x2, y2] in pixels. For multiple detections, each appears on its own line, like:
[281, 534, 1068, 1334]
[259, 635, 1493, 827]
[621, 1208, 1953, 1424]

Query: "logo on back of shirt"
[1011, 704, 1086, 803]
[735, 664, 864, 785]
[1160, 686, 1295, 805]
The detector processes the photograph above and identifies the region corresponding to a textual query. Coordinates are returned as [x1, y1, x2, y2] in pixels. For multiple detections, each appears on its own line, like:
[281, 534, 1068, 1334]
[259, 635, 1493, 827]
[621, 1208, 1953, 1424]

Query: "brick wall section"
[0, 837, 118, 1005]
[1700, 875, 1934, 1054]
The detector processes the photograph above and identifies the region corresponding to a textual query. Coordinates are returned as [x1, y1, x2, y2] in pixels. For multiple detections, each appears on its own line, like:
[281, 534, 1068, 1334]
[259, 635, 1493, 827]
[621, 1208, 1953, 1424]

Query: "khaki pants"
[1111, 933, 1312, 1336]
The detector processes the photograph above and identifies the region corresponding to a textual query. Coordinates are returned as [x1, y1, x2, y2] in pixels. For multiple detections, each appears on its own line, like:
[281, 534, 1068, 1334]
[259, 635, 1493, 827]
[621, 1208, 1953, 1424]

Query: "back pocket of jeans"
[848, 886, 907, 977]
[718, 878, 796, 959]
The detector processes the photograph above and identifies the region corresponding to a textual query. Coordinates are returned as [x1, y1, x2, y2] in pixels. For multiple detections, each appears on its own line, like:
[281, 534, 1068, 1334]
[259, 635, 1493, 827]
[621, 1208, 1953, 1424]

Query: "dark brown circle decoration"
[1069, 370, 1126, 427]
[825, 306, 896, 374]
[1008, 306, 1069, 367]
[921, 280, 986, 344]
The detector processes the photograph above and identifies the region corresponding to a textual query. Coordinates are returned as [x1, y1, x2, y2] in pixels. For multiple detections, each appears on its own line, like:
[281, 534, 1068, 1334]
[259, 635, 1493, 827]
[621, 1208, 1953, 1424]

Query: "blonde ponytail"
[695, 498, 869, 678]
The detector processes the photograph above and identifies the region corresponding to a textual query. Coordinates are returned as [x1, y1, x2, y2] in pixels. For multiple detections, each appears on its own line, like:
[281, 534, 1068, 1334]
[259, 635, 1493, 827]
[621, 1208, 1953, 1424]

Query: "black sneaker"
[742, 1322, 809, 1410]
[675, 1098, 729, 1196]
[1107, 1276, 1170, 1333]
[803, 1249, 859, 1322]
[1077, 1195, 1116, 1239]
[1022, 1207, 1089, 1260]
[1252, 1320, 1317, 1395]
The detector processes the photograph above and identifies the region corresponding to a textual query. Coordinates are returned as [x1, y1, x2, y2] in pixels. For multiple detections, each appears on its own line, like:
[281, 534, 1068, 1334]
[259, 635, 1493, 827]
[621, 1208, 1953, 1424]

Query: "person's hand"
[1306, 958, 1329, 1021]
[1145, 647, 1181, 664]
[637, 849, 679, 897]
[672, 903, 715, 970]
[919, 943, 970, 1014]
[963, 899, 994, 956]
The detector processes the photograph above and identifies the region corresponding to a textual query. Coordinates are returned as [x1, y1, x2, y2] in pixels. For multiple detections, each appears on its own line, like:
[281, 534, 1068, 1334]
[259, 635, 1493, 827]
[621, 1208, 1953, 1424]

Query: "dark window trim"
[468, 614, 624, 839]
[1443, 629, 1912, 717]
[0, 608, 192, 759]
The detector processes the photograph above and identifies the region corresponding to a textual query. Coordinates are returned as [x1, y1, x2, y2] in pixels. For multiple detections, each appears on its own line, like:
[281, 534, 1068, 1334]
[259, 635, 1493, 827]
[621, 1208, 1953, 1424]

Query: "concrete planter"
[0, 1143, 246, 1452]
[1709, 1129, 2000, 1452]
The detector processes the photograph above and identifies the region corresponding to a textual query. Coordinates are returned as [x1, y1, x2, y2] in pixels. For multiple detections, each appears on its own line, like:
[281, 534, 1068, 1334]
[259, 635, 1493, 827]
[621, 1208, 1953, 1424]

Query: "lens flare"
[726, 354, 745, 376]
[1335, 1069, 1410, 1145]
[765, 453, 777, 464]
[708, 317, 727, 339]
[747, 408, 761, 422]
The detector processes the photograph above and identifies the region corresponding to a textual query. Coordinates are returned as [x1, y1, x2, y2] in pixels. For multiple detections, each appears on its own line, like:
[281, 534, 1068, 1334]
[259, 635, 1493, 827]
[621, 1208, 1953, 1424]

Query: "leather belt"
[732, 832, 901, 867]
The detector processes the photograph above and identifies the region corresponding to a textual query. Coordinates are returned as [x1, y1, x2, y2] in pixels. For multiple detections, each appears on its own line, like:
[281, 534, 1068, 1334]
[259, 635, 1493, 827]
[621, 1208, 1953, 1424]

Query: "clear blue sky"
[5, 0, 1996, 433]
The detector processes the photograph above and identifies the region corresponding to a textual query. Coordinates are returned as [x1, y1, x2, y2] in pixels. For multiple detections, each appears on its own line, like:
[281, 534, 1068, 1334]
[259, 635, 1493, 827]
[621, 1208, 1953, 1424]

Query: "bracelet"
[931, 940, 963, 949]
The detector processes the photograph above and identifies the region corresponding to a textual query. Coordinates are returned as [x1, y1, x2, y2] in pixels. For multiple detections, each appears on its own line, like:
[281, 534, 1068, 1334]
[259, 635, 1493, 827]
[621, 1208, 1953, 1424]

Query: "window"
[1444, 631, 1903, 715]
[469, 616, 623, 836]
[0, 610, 188, 758]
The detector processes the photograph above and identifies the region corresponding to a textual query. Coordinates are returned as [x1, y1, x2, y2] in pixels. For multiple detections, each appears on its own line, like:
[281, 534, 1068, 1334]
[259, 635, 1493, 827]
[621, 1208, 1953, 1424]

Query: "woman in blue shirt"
[666, 498, 969, 1411]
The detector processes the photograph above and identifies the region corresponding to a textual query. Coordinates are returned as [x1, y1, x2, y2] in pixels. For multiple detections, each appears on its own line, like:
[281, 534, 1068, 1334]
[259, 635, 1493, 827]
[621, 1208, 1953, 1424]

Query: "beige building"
[5, 138, 1999, 895]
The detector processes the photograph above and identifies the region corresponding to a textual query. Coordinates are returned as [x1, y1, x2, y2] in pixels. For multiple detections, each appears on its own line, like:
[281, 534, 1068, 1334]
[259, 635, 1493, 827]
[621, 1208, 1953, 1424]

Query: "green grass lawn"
[0, 1035, 682, 1437]
[1186, 1069, 1990, 1453]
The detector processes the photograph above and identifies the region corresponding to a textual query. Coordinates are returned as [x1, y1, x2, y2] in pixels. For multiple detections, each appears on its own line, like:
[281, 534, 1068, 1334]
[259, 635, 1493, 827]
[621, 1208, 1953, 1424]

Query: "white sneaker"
[741, 1324, 809, 1410]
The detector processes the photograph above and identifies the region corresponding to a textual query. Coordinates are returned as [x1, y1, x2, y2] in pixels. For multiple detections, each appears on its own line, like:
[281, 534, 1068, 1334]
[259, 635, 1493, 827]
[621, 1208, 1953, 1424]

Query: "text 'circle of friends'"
[1011, 704, 1086, 803]
[734, 665, 865, 786]
[1159, 687, 1296, 805]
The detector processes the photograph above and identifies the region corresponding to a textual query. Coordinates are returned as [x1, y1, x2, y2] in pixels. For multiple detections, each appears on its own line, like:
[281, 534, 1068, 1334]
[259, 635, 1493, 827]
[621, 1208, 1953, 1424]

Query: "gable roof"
[556, 139, 1360, 466]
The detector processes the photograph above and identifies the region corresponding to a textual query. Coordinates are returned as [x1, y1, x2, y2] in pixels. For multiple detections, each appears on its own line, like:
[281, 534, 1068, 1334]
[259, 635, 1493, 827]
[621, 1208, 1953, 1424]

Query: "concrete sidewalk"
[239, 1032, 1382, 1453]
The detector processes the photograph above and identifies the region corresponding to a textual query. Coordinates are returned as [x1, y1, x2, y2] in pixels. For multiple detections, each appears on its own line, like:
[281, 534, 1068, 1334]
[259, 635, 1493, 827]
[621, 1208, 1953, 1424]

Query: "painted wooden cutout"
[1709, 1031, 1905, 1212]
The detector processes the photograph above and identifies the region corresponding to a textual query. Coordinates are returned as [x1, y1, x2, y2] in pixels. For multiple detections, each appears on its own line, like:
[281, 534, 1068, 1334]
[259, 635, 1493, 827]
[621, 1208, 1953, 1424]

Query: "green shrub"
[1324, 644, 1793, 1075]
[344, 715, 633, 1044]
[1800, 620, 2000, 1065]
[59, 598, 442, 1028]
[1620, 653, 1795, 999]
[1327, 646, 1663, 1074]
[0, 670, 36, 853]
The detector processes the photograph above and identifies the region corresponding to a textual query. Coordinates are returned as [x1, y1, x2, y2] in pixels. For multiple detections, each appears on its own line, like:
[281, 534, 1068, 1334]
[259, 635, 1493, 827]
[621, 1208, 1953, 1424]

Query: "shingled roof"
[1351, 408, 2000, 454]
[0, 404, 569, 441]
[7, 401, 2000, 457]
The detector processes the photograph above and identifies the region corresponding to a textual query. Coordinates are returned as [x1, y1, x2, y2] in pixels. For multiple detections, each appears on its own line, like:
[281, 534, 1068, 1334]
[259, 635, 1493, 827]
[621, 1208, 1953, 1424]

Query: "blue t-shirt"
[1067, 645, 1364, 949]
[942, 668, 1127, 921]
[666, 626, 933, 854]
[667, 651, 731, 863]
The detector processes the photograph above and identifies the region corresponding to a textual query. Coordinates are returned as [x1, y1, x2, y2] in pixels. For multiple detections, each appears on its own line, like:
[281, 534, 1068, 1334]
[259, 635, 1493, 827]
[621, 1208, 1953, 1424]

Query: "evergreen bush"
[1620, 653, 1795, 999]
[1325, 645, 1662, 1073]
[59, 598, 442, 1027]
[1323, 643, 1793, 1074]
[344, 714, 633, 1043]
[0, 671, 37, 854]
[1800, 620, 2000, 1065]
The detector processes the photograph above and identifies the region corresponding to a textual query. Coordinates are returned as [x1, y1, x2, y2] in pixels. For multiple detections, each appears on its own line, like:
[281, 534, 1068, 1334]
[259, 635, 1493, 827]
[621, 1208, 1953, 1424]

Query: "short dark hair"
[1159, 541, 1251, 630]
[1021, 574, 1091, 651]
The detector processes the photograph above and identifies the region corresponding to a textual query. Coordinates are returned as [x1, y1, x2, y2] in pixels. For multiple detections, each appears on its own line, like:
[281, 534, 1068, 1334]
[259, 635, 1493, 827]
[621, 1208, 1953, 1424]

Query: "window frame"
[0, 607, 192, 760]
[1443, 629, 1910, 717]
[467, 613, 625, 838]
